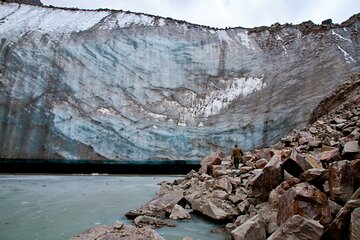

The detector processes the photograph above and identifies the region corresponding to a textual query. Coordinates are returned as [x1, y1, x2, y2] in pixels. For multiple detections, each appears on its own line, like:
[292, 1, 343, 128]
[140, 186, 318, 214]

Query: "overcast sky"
[41, 0, 360, 28]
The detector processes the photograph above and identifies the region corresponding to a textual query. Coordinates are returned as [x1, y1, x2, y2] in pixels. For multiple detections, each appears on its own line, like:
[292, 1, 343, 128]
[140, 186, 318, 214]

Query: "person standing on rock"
[231, 144, 243, 169]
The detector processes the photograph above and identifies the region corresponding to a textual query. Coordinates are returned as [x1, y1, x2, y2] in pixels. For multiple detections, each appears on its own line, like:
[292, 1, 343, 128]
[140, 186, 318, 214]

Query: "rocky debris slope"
[73, 73, 360, 239]
[0, 3, 359, 161]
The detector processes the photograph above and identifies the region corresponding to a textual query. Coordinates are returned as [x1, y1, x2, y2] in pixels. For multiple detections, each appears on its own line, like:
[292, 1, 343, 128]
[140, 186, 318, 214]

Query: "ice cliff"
[0, 3, 359, 161]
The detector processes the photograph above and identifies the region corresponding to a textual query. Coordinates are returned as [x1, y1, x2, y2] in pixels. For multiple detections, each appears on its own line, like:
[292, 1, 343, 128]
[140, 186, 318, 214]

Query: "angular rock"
[299, 168, 327, 182]
[198, 151, 225, 175]
[209, 165, 227, 178]
[329, 200, 342, 218]
[71, 221, 165, 240]
[255, 159, 268, 169]
[214, 177, 232, 194]
[254, 149, 272, 161]
[282, 150, 312, 177]
[240, 166, 254, 173]
[309, 127, 319, 134]
[228, 193, 247, 204]
[249, 155, 283, 200]
[350, 207, 360, 240]
[318, 147, 341, 163]
[197, 198, 239, 222]
[125, 190, 184, 219]
[169, 204, 191, 220]
[237, 199, 251, 213]
[329, 160, 353, 204]
[344, 128, 360, 141]
[269, 178, 301, 208]
[211, 189, 229, 200]
[267, 215, 323, 240]
[299, 137, 309, 145]
[309, 140, 322, 148]
[323, 187, 360, 240]
[305, 154, 323, 169]
[343, 141, 360, 159]
[231, 215, 266, 240]
[351, 159, 360, 190]
[234, 214, 250, 226]
[277, 182, 332, 226]
[297, 131, 314, 142]
[265, 211, 278, 235]
[134, 215, 175, 228]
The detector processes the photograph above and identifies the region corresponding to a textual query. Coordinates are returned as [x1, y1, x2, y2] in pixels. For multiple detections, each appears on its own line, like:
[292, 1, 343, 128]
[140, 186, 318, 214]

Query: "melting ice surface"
[0, 175, 229, 240]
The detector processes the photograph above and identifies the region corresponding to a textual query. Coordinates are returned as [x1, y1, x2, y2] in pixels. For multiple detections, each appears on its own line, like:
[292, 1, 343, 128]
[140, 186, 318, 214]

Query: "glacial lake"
[0, 175, 229, 240]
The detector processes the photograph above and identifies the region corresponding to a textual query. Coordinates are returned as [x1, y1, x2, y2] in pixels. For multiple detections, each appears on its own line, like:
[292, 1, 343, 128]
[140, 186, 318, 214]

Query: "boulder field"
[73, 74, 360, 239]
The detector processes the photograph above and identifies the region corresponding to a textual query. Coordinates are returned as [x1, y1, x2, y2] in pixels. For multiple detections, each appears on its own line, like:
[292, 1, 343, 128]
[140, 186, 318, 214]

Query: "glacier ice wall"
[0, 3, 359, 161]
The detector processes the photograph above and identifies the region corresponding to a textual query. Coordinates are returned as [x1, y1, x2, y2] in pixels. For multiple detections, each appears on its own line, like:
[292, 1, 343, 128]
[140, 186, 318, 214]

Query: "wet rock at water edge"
[134, 215, 175, 228]
[169, 204, 191, 220]
[125, 190, 184, 219]
[71, 221, 165, 240]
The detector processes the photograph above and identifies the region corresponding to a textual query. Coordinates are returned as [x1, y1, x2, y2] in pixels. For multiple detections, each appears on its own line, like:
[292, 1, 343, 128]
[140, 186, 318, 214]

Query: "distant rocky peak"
[1, 0, 43, 6]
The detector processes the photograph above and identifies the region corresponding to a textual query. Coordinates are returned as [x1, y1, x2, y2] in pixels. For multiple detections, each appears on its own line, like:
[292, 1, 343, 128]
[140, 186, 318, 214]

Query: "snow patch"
[115, 12, 159, 28]
[332, 30, 352, 43]
[0, 4, 109, 41]
[337, 46, 356, 63]
[217, 30, 233, 44]
[177, 120, 187, 127]
[282, 46, 288, 55]
[237, 32, 254, 50]
[203, 76, 266, 117]
[147, 111, 167, 121]
[97, 107, 117, 116]
[0, 4, 165, 41]
[208, 29, 216, 34]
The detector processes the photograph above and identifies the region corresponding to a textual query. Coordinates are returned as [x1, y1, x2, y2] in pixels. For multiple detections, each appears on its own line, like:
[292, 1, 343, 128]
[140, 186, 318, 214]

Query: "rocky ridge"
[74, 72, 360, 239]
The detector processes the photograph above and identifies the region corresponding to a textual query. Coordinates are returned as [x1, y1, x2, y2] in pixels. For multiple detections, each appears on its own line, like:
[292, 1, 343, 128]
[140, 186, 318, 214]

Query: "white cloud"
[41, 0, 360, 28]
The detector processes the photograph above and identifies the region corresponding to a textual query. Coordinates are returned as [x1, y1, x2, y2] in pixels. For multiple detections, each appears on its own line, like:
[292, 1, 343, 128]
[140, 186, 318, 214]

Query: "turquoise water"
[0, 175, 228, 240]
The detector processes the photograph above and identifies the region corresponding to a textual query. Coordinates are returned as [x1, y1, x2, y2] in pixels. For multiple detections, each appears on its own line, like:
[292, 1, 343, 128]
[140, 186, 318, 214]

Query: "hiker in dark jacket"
[231, 144, 243, 169]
